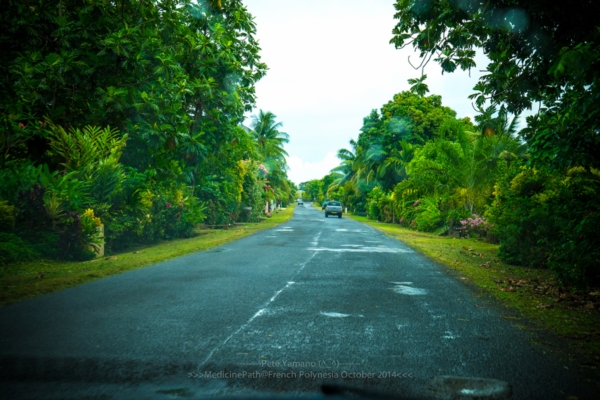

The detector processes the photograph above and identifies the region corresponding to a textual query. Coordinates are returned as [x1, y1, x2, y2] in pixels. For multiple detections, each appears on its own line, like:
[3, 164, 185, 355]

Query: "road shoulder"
[0, 206, 296, 307]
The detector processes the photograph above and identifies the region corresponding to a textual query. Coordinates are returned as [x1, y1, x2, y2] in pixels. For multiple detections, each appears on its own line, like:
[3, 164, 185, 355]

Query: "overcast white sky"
[243, 0, 489, 185]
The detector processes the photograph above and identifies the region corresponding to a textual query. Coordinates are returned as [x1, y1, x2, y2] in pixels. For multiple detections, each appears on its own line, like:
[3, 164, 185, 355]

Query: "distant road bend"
[0, 204, 596, 399]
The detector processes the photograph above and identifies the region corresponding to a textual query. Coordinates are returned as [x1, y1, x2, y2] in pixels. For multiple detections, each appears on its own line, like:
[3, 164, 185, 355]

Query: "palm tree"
[330, 139, 359, 189]
[250, 110, 289, 166]
[474, 105, 520, 139]
[376, 141, 415, 182]
[453, 108, 528, 213]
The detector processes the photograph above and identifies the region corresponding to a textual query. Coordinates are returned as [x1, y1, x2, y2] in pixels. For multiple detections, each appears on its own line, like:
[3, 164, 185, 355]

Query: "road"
[0, 205, 596, 399]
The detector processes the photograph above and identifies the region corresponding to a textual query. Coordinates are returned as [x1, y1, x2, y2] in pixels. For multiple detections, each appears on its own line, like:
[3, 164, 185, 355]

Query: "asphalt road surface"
[0, 205, 596, 399]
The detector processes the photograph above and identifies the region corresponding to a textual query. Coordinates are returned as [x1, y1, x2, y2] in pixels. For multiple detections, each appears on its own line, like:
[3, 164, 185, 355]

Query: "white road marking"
[391, 284, 427, 295]
[308, 247, 413, 253]
[269, 281, 295, 302]
[320, 312, 350, 318]
[442, 331, 459, 339]
[310, 231, 322, 246]
[198, 252, 317, 367]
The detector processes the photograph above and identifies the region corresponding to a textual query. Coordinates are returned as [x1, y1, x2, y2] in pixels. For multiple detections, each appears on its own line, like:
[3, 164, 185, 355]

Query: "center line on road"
[197, 246, 320, 368]
[308, 247, 412, 253]
[310, 231, 322, 247]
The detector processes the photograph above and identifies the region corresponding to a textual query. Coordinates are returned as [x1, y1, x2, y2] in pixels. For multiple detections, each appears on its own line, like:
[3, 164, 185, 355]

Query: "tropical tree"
[390, 0, 600, 170]
[248, 110, 294, 207]
[329, 139, 359, 191]
[0, 0, 274, 258]
[251, 110, 290, 167]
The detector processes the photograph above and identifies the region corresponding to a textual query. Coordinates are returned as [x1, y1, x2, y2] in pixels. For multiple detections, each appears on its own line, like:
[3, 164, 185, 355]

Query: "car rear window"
[328, 202, 341, 206]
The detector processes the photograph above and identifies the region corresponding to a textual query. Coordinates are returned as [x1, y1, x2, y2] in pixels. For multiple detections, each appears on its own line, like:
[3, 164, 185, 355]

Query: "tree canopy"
[390, 0, 600, 169]
[0, 0, 295, 261]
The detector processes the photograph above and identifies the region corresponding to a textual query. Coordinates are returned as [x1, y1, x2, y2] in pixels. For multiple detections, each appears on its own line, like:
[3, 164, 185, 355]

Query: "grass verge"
[347, 214, 600, 374]
[0, 206, 295, 307]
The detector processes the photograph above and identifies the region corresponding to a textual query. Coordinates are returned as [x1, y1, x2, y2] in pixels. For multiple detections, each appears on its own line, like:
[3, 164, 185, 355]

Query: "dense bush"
[366, 187, 386, 221]
[458, 214, 491, 239]
[0, 201, 15, 231]
[0, 233, 38, 265]
[0, 1, 295, 263]
[57, 212, 98, 261]
[487, 165, 600, 287]
[414, 196, 444, 232]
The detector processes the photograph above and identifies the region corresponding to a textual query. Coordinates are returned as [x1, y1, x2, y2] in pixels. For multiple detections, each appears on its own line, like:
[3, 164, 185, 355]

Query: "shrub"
[26, 231, 60, 260]
[487, 165, 600, 287]
[414, 196, 443, 231]
[0, 232, 38, 265]
[0, 201, 15, 231]
[57, 212, 97, 261]
[80, 208, 104, 254]
[366, 187, 391, 221]
[458, 214, 491, 238]
[15, 184, 52, 231]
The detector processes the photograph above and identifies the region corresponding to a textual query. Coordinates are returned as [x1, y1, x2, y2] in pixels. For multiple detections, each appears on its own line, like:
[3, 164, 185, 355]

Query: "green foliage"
[366, 187, 394, 222]
[0, 201, 15, 231]
[251, 110, 290, 164]
[2, 0, 267, 170]
[407, 75, 429, 96]
[57, 212, 97, 261]
[390, 0, 600, 170]
[249, 110, 294, 207]
[367, 187, 385, 221]
[0, 1, 298, 262]
[46, 123, 127, 205]
[0, 161, 40, 204]
[302, 180, 325, 202]
[105, 171, 207, 251]
[15, 184, 52, 232]
[0, 233, 38, 266]
[487, 165, 600, 287]
[374, 91, 459, 146]
[414, 196, 443, 232]
[240, 161, 268, 222]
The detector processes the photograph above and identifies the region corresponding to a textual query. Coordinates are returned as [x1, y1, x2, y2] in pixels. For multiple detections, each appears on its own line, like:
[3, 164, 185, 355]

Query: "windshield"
[1, 1, 599, 399]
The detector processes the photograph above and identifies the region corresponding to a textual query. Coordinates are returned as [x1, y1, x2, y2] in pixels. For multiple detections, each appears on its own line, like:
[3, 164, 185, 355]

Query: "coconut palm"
[330, 139, 359, 189]
[376, 141, 415, 182]
[250, 110, 289, 166]
[453, 109, 528, 213]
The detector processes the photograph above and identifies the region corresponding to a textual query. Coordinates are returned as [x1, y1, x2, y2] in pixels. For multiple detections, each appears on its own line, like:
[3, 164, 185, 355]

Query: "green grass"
[347, 214, 600, 371]
[0, 205, 296, 307]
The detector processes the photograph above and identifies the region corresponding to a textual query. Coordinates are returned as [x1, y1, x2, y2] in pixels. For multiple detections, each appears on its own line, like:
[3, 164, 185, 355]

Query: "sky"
[243, 0, 490, 185]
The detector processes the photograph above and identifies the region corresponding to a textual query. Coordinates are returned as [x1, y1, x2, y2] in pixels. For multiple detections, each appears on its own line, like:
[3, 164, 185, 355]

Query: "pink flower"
[166, 202, 171, 208]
